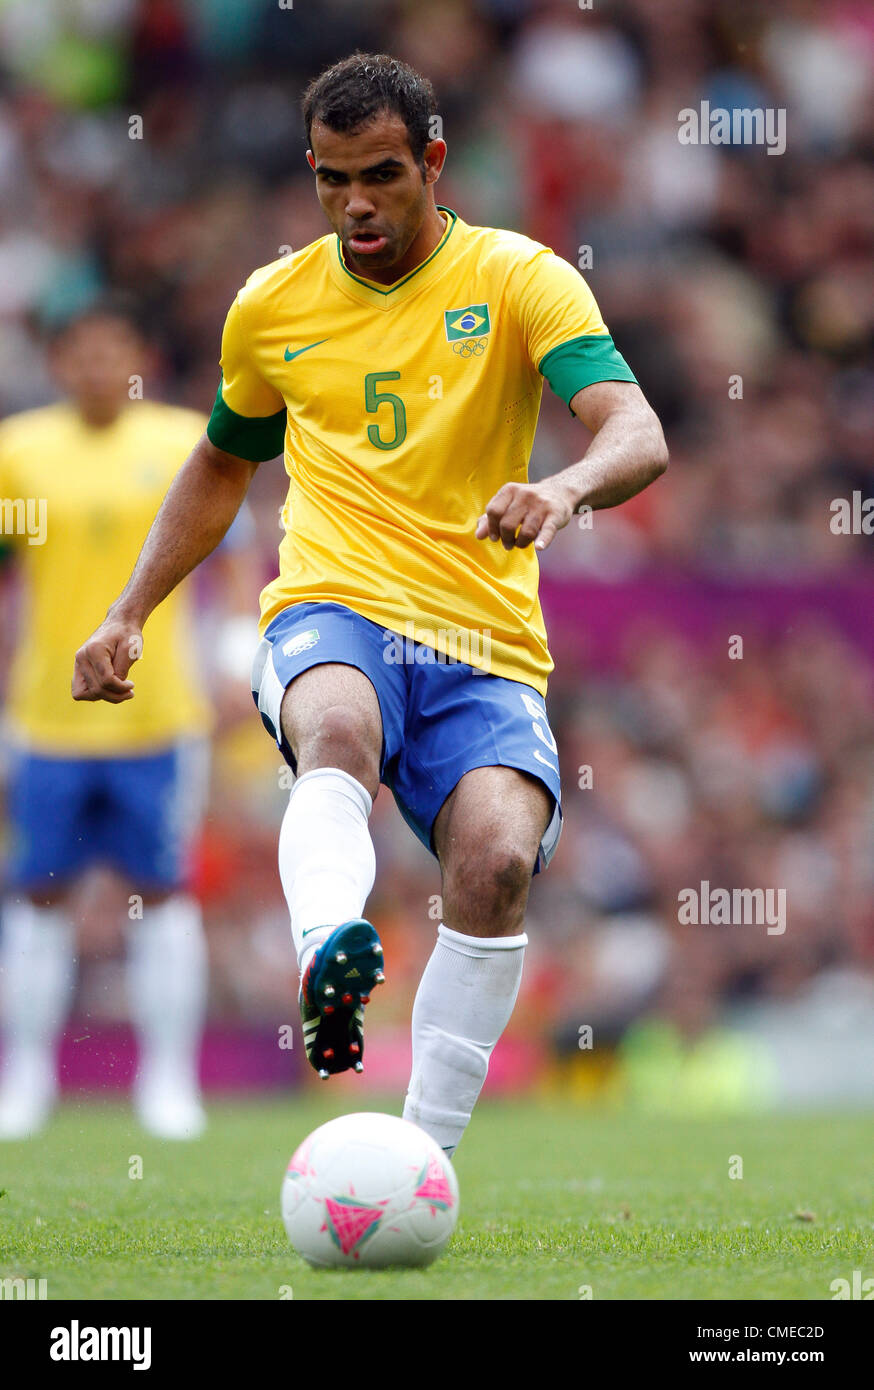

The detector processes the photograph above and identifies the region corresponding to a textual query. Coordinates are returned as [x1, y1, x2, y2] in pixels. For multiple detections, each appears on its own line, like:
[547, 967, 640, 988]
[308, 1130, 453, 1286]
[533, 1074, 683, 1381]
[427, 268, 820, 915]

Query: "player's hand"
[475, 478, 578, 552]
[72, 619, 143, 703]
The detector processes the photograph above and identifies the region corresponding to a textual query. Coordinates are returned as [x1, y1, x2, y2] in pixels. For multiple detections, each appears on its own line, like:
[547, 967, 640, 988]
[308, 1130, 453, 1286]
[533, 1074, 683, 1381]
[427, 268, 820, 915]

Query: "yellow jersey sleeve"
[207, 293, 287, 461]
[509, 247, 637, 407]
[0, 424, 20, 558]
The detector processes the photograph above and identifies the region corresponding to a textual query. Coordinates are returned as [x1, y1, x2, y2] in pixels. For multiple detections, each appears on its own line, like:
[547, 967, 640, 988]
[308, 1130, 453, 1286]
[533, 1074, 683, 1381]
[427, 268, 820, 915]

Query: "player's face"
[51, 316, 144, 424]
[307, 114, 443, 274]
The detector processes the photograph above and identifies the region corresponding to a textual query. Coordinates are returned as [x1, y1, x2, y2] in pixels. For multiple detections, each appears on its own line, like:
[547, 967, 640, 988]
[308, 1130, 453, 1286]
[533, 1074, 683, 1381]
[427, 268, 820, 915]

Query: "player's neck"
[74, 401, 126, 429]
[353, 205, 447, 288]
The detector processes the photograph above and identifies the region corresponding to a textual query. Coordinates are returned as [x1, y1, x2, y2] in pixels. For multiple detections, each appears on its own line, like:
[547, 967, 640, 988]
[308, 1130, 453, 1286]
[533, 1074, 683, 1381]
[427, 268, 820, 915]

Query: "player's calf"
[404, 766, 552, 1151]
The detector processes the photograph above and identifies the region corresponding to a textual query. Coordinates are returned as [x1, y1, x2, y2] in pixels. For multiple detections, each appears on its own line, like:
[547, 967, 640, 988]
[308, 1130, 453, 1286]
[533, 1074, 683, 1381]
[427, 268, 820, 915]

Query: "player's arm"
[477, 247, 667, 552]
[476, 379, 667, 552]
[72, 434, 258, 703]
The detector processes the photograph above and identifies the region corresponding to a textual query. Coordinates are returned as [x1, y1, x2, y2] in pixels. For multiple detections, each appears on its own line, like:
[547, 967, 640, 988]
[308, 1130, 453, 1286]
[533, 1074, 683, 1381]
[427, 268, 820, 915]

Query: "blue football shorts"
[251, 601, 562, 873]
[3, 738, 209, 892]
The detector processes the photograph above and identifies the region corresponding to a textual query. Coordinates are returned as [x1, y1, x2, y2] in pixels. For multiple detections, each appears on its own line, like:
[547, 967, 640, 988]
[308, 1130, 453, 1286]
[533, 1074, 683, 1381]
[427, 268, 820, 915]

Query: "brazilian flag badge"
[444, 303, 491, 343]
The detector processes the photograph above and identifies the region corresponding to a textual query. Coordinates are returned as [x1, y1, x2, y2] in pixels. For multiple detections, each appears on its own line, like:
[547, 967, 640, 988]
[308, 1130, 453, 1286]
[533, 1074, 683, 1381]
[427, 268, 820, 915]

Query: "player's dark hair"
[48, 292, 148, 344]
[302, 53, 437, 168]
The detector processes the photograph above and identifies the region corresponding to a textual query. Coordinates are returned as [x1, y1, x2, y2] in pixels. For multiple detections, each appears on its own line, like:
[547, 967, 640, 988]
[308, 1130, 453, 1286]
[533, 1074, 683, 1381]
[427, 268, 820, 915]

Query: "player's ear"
[306, 150, 316, 171]
[422, 138, 446, 185]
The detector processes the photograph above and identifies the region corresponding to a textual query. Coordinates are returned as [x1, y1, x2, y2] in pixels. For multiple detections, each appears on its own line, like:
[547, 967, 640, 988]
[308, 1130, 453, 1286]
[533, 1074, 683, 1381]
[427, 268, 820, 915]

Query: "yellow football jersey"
[208, 207, 636, 694]
[0, 401, 210, 754]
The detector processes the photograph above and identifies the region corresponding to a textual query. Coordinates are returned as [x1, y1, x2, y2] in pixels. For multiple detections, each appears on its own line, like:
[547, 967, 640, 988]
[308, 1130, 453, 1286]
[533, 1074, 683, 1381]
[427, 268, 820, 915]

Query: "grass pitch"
[1, 1094, 871, 1300]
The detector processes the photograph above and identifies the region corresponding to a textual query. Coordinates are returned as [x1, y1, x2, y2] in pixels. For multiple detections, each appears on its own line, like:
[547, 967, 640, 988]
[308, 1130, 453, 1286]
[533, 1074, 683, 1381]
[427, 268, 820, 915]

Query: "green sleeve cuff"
[206, 378, 287, 462]
[538, 333, 637, 410]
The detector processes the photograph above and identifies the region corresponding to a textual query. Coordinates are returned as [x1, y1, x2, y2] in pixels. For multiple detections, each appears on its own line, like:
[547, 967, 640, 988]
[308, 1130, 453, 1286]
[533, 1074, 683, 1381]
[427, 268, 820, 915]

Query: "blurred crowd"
[1, 0, 872, 569]
[0, 0, 872, 1077]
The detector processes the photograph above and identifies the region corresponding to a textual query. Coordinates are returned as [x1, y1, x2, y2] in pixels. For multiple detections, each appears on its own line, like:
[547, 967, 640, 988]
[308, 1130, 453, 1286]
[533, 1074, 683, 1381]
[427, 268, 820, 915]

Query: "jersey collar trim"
[332, 207, 458, 303]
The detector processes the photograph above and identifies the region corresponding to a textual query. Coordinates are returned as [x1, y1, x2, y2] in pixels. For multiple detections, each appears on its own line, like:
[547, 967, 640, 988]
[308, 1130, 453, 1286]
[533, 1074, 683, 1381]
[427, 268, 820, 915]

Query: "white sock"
[403, 923, 527, 1156]
[278, 768, 376, 977]
[125, 895, 207, 1096]
[0, 899, 75, 1102]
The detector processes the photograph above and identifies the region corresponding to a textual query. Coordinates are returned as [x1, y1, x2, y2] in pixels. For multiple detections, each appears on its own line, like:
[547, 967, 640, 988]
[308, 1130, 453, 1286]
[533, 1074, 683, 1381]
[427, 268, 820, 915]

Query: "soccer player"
[0, 303, 211, 1140]
[72, 55, 667, 1156]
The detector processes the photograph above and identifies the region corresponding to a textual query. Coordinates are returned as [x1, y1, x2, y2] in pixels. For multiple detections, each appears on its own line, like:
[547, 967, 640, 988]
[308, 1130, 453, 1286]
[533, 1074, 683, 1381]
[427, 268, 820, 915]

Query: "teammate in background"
[73, 56, 667, 1157]
[0, 304, 217, 1140]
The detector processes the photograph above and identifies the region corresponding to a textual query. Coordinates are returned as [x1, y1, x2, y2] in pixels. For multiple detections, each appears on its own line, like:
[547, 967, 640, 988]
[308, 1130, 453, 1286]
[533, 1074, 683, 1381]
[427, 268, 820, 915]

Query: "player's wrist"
[547, 472, 585, 516]
[106, 597, 147, 631]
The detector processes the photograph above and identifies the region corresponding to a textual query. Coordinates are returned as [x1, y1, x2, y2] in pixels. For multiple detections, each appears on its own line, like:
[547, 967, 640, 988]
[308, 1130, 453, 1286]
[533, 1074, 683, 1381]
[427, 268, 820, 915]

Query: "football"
[280, 1111, 460, 1268]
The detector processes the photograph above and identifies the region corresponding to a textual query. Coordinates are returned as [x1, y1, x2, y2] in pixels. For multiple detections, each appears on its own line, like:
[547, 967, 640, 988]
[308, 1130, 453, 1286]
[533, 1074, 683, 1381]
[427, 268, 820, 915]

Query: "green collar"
[335, 206, 458, 297]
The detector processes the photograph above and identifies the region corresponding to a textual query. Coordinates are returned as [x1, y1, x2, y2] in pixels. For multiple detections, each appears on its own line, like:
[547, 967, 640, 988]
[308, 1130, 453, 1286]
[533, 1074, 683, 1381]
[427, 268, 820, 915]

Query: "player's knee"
[484, 846, 531, 907]
[294, 703, 380, 790]
[446, 842, 532, 922]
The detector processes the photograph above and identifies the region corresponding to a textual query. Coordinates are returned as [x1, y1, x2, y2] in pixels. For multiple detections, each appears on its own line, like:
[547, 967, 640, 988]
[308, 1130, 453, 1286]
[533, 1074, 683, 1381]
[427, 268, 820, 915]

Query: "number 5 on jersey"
[365, 372, 407, 451]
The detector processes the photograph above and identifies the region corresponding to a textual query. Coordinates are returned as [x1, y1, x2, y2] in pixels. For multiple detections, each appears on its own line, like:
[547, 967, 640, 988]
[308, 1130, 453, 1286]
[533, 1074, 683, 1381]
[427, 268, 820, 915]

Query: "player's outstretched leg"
[277, 665, 384, 1078]
[299, 919, 385, 1078]
[0, 898, 75, 1139]
[403, 767, 552, 1155]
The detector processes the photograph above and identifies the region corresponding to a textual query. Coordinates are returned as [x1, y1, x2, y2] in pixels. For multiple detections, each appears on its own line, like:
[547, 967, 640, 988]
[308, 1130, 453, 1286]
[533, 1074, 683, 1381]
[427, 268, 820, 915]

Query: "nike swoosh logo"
[301, 927, 324, 938]
[284, 338, 330, 362]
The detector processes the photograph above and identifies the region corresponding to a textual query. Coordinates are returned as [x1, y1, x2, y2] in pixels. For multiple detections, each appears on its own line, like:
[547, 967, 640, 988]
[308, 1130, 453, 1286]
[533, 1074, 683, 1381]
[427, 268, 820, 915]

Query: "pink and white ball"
[281, 1112, 460, 1269]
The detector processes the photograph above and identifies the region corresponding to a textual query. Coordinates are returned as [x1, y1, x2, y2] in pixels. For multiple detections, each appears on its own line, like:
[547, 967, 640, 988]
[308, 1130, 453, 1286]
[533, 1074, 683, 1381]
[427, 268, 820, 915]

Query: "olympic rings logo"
[452, 337, 487, 357]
